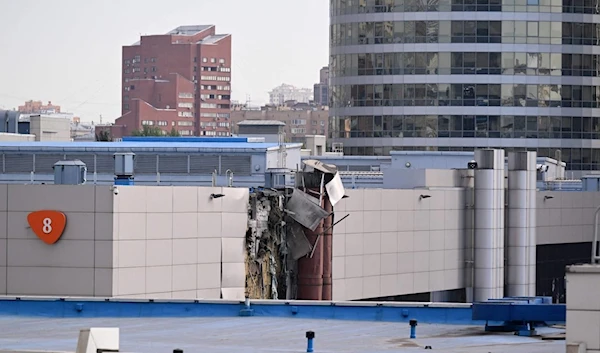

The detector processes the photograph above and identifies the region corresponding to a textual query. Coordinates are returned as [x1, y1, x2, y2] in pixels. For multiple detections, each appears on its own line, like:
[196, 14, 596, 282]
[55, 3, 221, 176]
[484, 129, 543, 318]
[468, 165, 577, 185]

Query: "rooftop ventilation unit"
[113, 152, 136, 185]
[53, 160, 87, 185]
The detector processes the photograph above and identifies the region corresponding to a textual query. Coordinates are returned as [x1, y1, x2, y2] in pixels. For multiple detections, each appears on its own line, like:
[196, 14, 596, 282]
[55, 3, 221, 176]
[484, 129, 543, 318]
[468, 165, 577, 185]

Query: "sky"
[0, 0, 329, 123]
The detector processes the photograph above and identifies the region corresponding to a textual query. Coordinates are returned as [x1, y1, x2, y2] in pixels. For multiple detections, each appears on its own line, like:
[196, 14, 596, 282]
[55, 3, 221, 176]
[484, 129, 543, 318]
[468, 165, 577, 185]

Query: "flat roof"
[238, 120, 286, 126]
[0, 298, 565, 353]
[168, 25, 213, 36]
[0, 317, 565, 353]
[199, 34, 229, 44]
[0, 141, 303, 152]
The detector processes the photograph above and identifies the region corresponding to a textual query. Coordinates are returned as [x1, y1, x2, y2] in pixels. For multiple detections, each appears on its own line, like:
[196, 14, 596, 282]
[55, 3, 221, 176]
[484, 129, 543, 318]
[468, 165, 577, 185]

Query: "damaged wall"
[245, 162, 344, 300]
[245, 191, 289, 299]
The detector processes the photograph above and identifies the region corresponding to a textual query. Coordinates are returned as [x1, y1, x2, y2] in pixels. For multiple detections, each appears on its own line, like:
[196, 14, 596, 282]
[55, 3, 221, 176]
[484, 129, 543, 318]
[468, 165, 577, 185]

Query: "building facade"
[0, 110, 71, 142]
[314, 66, 330, 106]
[329, 1, 600, 173]
[230, 105, 329, 142]
[18, 100, 61, 114]
[268, 84, 314, 105]
[99, 25, 232, 139]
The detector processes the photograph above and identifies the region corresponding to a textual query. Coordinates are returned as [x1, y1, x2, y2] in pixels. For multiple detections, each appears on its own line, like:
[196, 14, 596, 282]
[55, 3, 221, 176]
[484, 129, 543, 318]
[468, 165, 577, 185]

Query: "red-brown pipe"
[322, 197, 333, 300]
[297, 189, 324, 300]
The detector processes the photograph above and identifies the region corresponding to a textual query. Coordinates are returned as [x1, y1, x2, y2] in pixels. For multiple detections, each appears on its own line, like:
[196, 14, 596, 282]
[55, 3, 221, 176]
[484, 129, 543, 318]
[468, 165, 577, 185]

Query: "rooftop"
[167, 25, 213, 36]
[0, 141, 303, 152]
[238, 120, 286, 126]
[0, 317, 565, 353]
[0, 298, 566, 353]
[199, 34, 230, 44]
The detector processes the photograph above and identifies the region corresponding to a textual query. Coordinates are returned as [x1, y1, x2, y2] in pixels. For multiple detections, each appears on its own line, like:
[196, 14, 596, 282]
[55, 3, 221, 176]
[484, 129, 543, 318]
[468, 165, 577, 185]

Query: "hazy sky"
[0, 0, 329, 123]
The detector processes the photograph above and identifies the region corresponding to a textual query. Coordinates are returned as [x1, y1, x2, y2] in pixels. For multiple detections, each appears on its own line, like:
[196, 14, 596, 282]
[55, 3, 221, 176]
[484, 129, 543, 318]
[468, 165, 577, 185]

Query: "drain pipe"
[322, 196, 333, 300]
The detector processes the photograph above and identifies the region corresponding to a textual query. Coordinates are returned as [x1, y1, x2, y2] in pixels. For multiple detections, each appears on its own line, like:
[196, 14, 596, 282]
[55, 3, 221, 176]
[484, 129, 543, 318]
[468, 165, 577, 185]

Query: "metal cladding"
[473, 149, 505, 301]
[507, 152, 537, 297]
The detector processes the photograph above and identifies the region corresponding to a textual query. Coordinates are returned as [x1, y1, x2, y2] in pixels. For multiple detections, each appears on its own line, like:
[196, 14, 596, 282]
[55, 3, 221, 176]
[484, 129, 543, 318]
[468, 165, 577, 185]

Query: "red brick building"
[98, 25, 232, 139]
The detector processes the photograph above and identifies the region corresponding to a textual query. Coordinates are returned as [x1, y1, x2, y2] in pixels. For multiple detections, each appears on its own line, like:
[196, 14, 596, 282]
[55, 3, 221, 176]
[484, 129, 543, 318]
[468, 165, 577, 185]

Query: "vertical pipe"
[463, 168, 475, 303]
[297, 188, 324, 300]
[507, 152, 537, 297]
[322, 197, 333, 300]
[528, 153, 537, 296]
[474, 149, 505, 301]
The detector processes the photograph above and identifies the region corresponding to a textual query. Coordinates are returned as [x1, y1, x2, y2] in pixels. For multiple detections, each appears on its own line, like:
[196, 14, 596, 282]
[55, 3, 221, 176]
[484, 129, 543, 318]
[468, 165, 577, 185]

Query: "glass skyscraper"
[329, 0, 600, 173]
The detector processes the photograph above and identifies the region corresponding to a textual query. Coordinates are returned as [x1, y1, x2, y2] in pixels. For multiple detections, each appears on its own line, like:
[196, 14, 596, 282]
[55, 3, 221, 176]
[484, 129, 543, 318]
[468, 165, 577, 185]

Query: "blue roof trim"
[0, 298, 478, 325]
[121, 137, 250, 143]
[0, 141, 286, 150]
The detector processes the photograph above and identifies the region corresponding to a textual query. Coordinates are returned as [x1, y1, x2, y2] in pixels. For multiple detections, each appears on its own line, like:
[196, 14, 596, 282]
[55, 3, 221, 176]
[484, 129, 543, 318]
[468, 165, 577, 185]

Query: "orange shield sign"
[27, 210, 67, 245]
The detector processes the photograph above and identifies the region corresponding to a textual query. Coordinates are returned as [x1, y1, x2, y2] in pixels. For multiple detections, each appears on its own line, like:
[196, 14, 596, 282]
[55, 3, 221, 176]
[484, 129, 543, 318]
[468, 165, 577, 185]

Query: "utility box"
[265, 168, 290, 189]
[53, 160, 87, 185]
[114, 152, 135, 176]
[582, 175, 600, 191]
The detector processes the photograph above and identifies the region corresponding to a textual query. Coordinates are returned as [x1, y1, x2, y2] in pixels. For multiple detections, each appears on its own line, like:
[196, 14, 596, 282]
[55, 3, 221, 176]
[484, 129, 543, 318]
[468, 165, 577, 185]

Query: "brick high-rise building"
[99, 25, 232, 139]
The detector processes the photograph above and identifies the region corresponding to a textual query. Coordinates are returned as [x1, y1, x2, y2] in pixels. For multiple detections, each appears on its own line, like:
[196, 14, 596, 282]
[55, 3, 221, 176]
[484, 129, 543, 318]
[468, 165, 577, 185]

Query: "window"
[201, 103, 218, 108]
[200, 75, 230, 82]
[157, 121, 168, 126]
[142, 120, 154, 125]
[291, 128, 306, 134]
[219, 58, 226, 64]
[211, 58, 216, 63]
[180, 130, 193, 136]
[178, 111, 193, 117]
[123, 104, 130, 110]
[178, 102, 194, 108]
[178, 121, 194, 126]
[219, 67, 231, 72]
[291, 119, 307, 125]
[178, 92, 193, 99]
[202, 57, 208, 63]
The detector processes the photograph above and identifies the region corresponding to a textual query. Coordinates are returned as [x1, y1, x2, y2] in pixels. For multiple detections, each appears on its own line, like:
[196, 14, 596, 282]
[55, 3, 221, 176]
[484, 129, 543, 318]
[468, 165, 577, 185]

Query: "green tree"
[95, 130, 112, 142]
[168, 127, 181, 137]
[131, 125, 164, 136]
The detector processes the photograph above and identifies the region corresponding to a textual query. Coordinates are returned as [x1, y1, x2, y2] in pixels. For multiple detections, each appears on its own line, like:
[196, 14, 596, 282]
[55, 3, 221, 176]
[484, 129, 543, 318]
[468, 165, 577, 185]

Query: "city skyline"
[0, 0, 328, 123]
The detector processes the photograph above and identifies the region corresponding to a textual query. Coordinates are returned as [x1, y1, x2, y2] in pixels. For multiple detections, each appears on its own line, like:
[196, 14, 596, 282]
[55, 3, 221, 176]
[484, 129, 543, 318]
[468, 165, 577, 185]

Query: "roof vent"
[53, 160, 87, 185]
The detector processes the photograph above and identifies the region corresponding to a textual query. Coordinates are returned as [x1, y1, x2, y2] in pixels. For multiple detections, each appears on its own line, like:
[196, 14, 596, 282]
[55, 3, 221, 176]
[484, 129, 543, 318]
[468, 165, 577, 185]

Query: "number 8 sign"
[27, 210, 67, 245]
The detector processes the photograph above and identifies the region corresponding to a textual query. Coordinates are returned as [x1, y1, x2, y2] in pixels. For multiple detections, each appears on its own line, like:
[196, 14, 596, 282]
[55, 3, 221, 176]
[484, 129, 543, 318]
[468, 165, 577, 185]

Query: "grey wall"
[0, 184, 250, 300]
[0, 184, 113, 296]
[111, 186, 248, 300]
[332, 188, 466, 301]
[536, 191, 600, 245]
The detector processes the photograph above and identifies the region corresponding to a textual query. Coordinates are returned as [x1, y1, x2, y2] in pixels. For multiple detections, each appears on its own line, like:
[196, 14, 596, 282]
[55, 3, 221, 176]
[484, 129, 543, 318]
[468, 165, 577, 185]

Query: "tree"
[95, 130, 112, 142]
[131, 125, 164, 136]
[168, 127, 180, 137]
